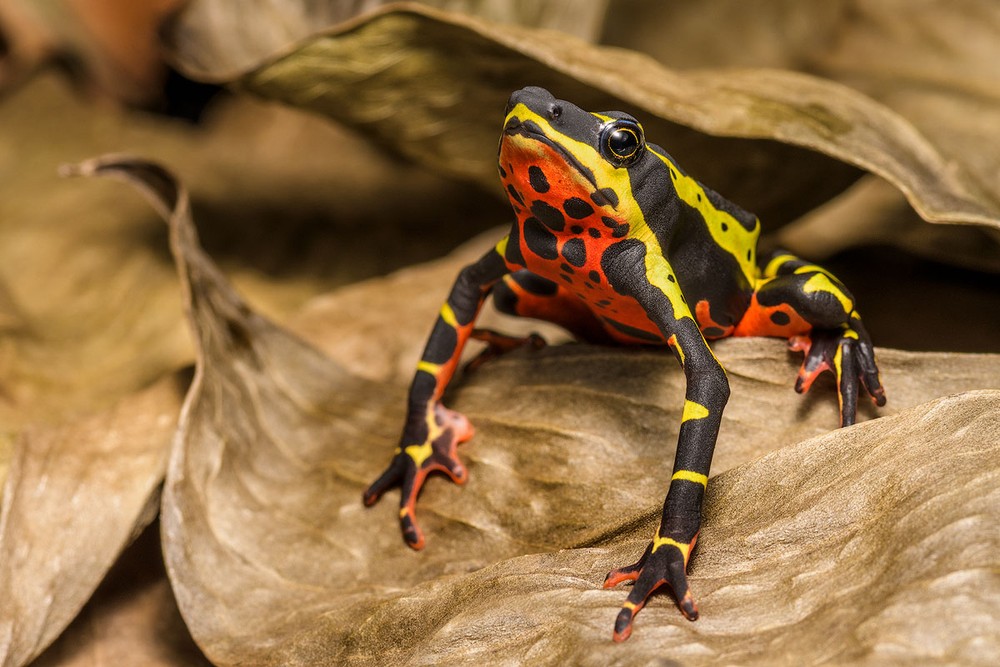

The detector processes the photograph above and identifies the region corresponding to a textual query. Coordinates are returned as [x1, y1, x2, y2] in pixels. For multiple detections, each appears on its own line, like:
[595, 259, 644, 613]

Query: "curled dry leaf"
[78, 155, 1000, 664]
[0, 375, 185, 667]
[164, 3, 1000, 234]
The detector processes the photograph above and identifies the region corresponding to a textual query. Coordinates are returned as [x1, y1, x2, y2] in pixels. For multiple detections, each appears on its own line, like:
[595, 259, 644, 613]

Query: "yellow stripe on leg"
[671, 470, 708, 487]
[681, 400, 709, 422]
[651, 536, 692, 562]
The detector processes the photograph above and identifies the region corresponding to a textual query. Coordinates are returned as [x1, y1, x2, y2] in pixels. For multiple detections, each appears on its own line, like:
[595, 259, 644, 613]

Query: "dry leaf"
[76, 156, 999, 665]
[0, 376, 184, 667]
[165, 0, 610, 81]
[164, 3, 1000, 234]
[602, 0, 1000, 270]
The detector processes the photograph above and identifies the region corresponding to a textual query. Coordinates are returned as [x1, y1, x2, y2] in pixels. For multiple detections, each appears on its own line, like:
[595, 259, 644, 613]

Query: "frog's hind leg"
[735, 251, 886, 426]
[468, 271, 613, 369]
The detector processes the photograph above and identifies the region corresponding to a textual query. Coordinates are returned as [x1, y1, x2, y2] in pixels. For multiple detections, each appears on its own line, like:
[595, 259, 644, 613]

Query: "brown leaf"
[164, 3, 1000, 233]
[77, 156, 1000, 664]
[0, 375, 185, 667]
[342, 391, 1000, 666]
[31, 522, 212, 667]
[602, 1, 1000, 270]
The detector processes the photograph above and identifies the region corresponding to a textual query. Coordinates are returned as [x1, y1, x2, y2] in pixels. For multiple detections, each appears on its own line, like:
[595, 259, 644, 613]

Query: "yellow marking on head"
[417, 360, 441, 376]
[671, 469, 708, 487]
[802, 273, 854, 314]
[652, 536, 692, 562]
[405, 442, 432, 468]
[681, 400, 710, 423]
[843, 328, 859, 340]
[650, 151, 760, 283]
[763, 253, 796, 278]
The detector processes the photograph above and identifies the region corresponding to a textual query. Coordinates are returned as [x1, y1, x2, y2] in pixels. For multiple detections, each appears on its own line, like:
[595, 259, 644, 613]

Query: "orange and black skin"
[364, 87, 886, 640]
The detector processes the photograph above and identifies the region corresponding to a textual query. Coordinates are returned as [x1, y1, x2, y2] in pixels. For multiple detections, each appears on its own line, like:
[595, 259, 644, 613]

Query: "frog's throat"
[502, 118, 612, 210]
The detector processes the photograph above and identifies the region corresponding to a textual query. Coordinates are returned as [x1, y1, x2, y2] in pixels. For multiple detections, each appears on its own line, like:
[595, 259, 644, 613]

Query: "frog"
[363, 86, 886, 641]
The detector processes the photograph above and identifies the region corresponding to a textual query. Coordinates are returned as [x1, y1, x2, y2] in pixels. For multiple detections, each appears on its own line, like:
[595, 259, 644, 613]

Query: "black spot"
[612, 224, 630, 238]
[498, 164, 507, 178]
[560, 273, 574, 284]
[770, 311, 791, 326]
[696, 193, 702, 202]
[522, 217, 559, 260]
[506, 224, 526, 266]
[570, 225, 584, 234]
[596, 299, 612, 307]
[703, 327, 726, 339]
[601, 216, 619, 229]
[588, 270, 601, 283]
[531, 200, 565, 232]
[721, 222, 728, 232]
[561, 238, 587, 267]
[563, 197, 594, 219]
[510, 270, 559, 295]
[528, 165, 550, 193]
[507, 184, 524, 205]
[670, 169, 677, 180]
[588, 228, 601, 239]
[560, 262, 574, 274]
[584, 282, 593, 289]
[747, 249, 752, 261]
[592, 187, 619, 207]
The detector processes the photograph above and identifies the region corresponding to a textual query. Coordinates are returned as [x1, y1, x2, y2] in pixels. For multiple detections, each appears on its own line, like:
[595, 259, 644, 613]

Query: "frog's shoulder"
[646, 142, 758, 233]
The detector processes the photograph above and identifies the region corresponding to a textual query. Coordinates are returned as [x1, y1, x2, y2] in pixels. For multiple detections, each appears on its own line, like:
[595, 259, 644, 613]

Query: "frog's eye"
[600, 120, 644, 166]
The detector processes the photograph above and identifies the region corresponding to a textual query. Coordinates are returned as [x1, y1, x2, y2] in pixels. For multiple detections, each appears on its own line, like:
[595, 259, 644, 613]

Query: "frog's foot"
[789, 324, 886, 427]
[603, 533, 699, 642]
[466, 328, 546, 372]
[362, 405, 475, 549]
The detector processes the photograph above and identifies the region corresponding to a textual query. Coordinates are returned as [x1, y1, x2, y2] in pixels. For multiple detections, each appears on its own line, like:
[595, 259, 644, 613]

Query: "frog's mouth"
[502, 118, 611, 208]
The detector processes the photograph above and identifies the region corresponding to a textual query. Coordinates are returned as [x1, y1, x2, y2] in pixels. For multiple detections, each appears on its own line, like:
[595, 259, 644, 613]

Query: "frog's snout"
[506, 86, 560, 120]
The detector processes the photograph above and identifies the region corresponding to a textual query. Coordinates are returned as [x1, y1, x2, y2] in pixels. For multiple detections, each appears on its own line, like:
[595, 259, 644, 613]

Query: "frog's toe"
[790, 326, 885, 427]
[363, 405, 475, 549]
[606, 537, 699, 641]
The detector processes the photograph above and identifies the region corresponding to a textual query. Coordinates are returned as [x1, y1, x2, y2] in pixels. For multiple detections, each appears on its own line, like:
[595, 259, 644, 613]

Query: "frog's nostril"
[549, 104, 563, 120]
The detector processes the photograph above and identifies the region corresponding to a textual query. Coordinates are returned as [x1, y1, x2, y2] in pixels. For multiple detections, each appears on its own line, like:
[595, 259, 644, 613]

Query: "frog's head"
[499, 87, 660, 224]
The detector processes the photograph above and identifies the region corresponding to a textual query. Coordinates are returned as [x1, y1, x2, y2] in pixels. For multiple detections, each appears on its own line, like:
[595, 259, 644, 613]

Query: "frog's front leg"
[363, 238, 511, 549]
[733, 251, 886, 426]
[599, 241, 729, 641]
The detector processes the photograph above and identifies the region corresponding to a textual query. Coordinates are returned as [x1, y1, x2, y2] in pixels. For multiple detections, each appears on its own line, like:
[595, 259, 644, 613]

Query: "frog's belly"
[512, 221, 668, 345]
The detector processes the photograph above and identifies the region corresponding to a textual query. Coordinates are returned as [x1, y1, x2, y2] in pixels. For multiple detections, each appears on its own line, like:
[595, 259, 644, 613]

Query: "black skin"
[364, 87, 885, 641]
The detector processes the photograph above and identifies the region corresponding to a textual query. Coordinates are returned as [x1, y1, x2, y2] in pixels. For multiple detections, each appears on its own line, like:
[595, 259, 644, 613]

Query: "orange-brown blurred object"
[0, 0, 184, 105]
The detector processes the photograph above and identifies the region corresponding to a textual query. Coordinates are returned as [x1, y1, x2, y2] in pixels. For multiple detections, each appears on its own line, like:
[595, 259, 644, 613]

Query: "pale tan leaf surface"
[343, 391, 1000, 667]
[79, 155, 999, 665]
[0, 376, 184, 667]
[164, 3, 1000, 233]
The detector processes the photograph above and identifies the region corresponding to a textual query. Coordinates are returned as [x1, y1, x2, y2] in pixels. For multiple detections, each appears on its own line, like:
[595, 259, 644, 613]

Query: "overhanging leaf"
[164, 3, 1000, 233]
[75, 155, 1000, 665]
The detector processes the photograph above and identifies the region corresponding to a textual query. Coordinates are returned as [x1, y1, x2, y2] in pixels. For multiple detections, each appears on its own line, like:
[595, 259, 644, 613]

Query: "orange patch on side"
[695, 300, 735, 339]
[732, 294, 811, 338]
